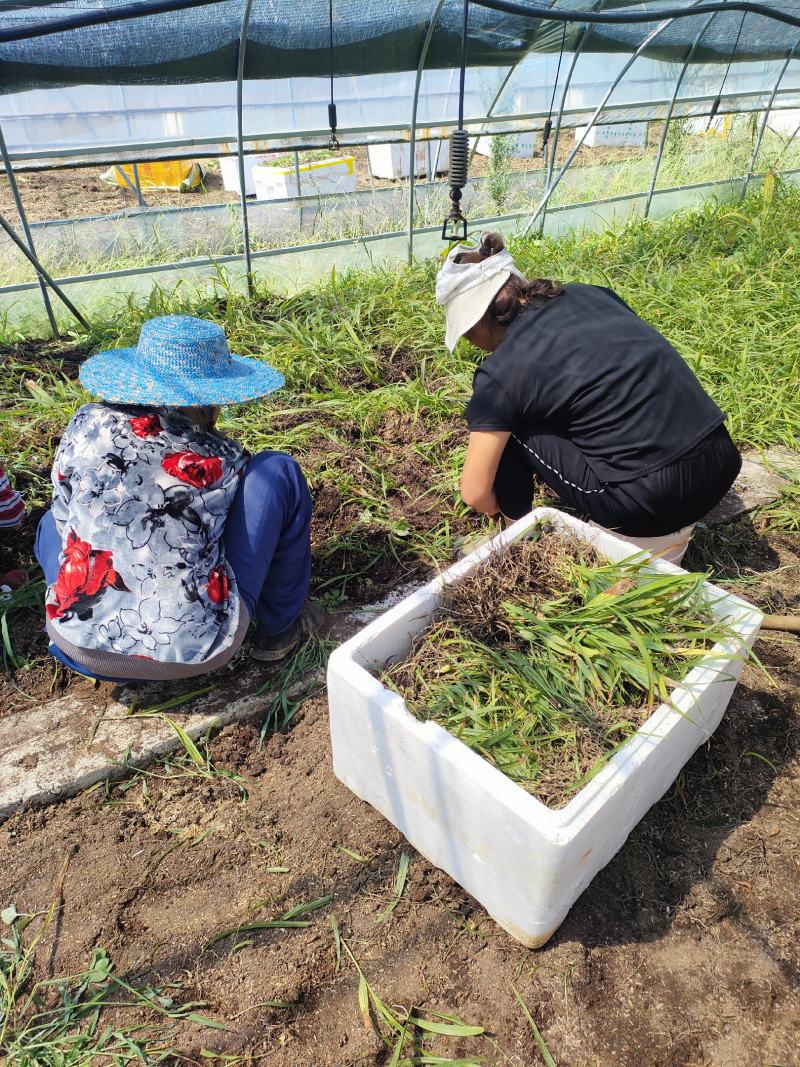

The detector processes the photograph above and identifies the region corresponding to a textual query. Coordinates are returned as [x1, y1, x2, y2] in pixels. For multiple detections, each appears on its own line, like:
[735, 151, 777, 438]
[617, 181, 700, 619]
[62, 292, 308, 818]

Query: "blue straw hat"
[79, 315, 284, 406]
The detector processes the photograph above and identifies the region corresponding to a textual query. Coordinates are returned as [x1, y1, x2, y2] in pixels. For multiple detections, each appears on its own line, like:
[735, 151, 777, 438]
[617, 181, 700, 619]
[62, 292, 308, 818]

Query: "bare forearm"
[460, 430, 510, 520]
[462, 487, 500, 517]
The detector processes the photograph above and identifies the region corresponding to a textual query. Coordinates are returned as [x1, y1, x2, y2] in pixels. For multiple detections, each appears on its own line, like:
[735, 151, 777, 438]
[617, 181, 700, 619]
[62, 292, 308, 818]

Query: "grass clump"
[384, 528, 735, 807]
[0, 901, 227, 1065]
[1, 185, 797, 631]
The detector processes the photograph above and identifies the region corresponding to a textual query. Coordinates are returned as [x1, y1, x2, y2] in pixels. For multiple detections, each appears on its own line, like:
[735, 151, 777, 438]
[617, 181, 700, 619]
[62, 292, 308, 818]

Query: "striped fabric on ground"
[0, 463, 25, 528]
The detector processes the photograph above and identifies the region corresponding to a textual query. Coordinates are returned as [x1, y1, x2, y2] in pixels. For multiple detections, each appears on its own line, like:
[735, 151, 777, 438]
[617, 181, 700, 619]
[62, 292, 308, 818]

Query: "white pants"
[591, 523, 696, 566]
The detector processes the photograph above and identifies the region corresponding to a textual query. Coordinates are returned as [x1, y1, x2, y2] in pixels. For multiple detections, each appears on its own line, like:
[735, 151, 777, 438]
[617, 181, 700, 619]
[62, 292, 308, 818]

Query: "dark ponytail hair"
[454, 231, 564, 327]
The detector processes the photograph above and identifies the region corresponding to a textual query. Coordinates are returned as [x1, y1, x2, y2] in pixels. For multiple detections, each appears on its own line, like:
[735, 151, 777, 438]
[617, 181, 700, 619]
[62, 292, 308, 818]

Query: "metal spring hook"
[442, 128, 469, 242]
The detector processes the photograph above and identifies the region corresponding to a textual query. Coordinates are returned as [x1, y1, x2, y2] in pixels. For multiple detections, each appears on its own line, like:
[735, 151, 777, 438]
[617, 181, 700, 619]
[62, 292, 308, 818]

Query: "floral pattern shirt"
[47, 403, 248, 664]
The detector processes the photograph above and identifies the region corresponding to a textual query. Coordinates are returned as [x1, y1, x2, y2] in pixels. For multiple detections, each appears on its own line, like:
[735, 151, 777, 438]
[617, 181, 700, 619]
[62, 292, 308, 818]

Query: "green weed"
[1, 188, 797, 690]
[1, 579, 45, 670]
[384, 530, 740, 807]
[0, 902, 227, 1064]
[341, 936, 487, 1066]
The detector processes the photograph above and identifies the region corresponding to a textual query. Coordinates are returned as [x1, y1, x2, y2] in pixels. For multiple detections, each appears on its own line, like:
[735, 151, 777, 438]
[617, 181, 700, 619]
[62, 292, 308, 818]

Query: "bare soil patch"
[0, 521, 798, 1065]
[1, 137, 656, 225]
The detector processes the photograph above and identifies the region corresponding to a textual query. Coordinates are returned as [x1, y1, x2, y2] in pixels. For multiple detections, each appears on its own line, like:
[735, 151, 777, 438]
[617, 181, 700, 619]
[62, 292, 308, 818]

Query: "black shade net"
[1, 0, 799, 95]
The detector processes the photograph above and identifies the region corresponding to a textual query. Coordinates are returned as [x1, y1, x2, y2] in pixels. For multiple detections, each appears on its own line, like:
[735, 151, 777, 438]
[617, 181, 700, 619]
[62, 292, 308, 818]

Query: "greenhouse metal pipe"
[0, 124, 59, 338]
[538, 0, 607, 235]
[473, 0, 800, 32]
[774, 118, 800, 162]
[114, 163, 149, 207]
[644, 10, 718, 219]
[236, 0, 257, 297]
[522, 5, 705, 237]
[0, 210, 89, 328]
[6, 87, 791, 169]
[3, 169, 793, 300]
[132, 163, 146, 208]
[407, 0, 448, 264]
[741, 38, 800, 200]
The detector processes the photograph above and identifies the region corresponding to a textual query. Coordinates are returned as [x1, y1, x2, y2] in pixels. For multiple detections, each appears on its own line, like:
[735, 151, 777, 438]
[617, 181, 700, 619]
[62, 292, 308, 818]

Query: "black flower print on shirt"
[111, 484, 206, 551]
[99, 598, 191, 654]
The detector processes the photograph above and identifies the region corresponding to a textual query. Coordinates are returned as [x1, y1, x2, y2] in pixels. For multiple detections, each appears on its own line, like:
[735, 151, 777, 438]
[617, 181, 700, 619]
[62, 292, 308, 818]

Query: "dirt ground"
[0, 136, 658, 224]
[0, 144, 454, 222]
[1, 517, 798, 1066]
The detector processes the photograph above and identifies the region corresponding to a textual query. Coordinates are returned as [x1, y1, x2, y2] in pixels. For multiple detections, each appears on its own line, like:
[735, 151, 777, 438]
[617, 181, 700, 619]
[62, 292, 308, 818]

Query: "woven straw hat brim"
[79, 347, 284, 406]
[443, 271, 510, 351]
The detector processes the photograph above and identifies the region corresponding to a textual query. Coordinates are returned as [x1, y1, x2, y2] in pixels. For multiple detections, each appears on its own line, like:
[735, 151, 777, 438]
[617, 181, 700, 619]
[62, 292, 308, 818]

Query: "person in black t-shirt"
[435, 232, 741, 560]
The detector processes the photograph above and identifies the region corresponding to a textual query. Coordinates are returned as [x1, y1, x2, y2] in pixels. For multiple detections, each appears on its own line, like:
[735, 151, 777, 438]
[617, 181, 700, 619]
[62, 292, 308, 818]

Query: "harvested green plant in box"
[384, 527, 737, 807]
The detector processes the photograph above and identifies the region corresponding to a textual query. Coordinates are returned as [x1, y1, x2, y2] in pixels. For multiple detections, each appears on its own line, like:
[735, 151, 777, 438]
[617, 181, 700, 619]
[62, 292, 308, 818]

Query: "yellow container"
[107, 160, 203, 191]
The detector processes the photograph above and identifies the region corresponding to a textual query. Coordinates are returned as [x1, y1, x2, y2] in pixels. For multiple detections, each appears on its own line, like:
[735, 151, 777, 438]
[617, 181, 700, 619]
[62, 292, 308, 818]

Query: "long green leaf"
[206, 919, 310, 948]
[408, 1016, 484, 1037]
[282, 894, 333, 920]
[513, 987, 556, 1067]
[161, 716, 205, 767]
[185, 1012, 229, 1031]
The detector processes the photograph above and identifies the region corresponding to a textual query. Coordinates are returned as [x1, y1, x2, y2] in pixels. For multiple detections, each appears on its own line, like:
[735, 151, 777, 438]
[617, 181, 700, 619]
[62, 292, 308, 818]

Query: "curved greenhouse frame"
[2, 0, 800, 332]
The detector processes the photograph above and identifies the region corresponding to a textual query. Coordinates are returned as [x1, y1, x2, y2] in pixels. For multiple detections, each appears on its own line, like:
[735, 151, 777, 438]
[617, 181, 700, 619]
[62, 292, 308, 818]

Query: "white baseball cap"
[435, 237, 525, 351]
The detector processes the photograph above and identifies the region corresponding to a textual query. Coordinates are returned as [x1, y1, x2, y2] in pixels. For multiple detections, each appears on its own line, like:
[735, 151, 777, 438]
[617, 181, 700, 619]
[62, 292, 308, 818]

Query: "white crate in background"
[252, 156, 357, 200]
[474, 131, 537, 158]
[217, 144, 273, 196]
[368, 139, 447, 179]
[327, 508, 761, 948]
[575, 122, 648, 148]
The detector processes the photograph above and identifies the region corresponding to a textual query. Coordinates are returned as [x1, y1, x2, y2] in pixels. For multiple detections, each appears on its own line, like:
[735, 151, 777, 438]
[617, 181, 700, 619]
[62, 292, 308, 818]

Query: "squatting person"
[436, 232, 742, 563]
[35, 314, 313, 682]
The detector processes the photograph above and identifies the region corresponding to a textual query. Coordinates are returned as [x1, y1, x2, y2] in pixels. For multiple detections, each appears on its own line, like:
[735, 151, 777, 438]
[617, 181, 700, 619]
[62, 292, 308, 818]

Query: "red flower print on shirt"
[207, 566, 228, 605]
[46, 531, 129, 621]
[129, 413, 162, 438]
[162, 451, 223, 489]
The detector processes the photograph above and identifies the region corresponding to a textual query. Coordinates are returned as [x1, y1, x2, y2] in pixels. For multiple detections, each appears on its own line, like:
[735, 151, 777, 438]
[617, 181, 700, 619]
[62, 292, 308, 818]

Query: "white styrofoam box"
[474, 132, 537, 158]
[328, 508, 761, 948]
[252, 157, 357, 200]
[576, 122, 648, 149]
[218, 153, 272, 196]
[368, 140, 447, 179]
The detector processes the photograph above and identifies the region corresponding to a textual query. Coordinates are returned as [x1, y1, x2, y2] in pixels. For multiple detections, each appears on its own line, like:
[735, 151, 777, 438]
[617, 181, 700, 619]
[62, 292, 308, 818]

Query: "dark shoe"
[0, 569, 29, 589]
[250, 605, 323, 664]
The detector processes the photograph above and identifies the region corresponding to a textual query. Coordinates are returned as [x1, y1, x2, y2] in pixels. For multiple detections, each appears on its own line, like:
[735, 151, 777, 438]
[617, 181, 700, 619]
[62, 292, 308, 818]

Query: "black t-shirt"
[465, 282, 725, 484]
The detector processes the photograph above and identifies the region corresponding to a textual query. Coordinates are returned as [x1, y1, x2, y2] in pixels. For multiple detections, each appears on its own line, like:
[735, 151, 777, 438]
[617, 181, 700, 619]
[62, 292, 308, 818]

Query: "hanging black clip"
[706, 95, 721, 132]
[539, 117, 553, 158]
[540, 23, 566, 159]
[328, 103, 339, 152]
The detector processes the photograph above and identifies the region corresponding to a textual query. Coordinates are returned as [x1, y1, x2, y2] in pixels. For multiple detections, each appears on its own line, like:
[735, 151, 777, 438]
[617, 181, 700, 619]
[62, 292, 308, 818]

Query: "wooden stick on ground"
[760, 615, 800, 634]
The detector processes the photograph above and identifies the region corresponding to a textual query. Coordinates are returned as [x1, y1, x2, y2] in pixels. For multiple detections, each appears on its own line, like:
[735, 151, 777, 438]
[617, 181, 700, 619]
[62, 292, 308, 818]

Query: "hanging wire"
[707, 10, 747, 130]
[327, 0, 339, 150]
[443, 0, 471, 241]
[540, 18, 567, 157]
[457, 0, 469, 129]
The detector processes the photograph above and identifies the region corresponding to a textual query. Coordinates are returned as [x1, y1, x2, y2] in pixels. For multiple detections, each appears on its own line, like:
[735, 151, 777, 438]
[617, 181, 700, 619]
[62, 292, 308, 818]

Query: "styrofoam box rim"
[328, 508, 762, 839]
[252, 158, 354, 178]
